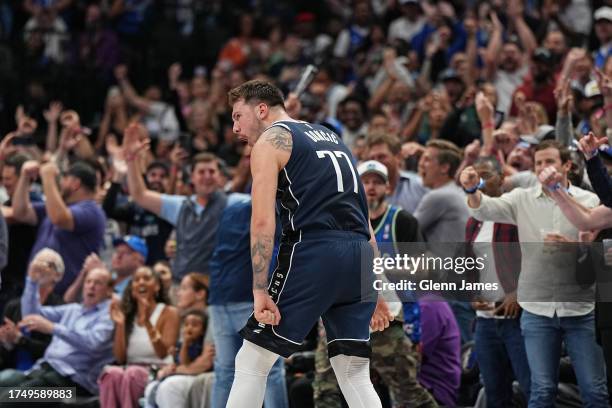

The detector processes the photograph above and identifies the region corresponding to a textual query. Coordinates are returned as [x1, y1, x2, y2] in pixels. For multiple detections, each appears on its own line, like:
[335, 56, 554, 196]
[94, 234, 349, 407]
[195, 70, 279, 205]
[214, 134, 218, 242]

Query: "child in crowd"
[144, 309, 213, 407]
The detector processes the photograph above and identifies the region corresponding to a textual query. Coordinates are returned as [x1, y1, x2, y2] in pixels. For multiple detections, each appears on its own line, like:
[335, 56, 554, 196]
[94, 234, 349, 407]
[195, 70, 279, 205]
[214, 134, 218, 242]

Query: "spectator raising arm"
[21, 265, 68, 321]
[123, 123, 162, 215]
[460, 166, 518, 224]
[475, 92, 495, 155]
[0, 209, 7, 271]
[554, 79, 574, 147]
[11, 160, 39, 226]
[483, 12, 503, 80]
[115, 65, 152, 114]
[578, 132, 612, 207]
[507, 0, 537, 57]
[39, 162, 74, 231]
[539, 165, 612, 230]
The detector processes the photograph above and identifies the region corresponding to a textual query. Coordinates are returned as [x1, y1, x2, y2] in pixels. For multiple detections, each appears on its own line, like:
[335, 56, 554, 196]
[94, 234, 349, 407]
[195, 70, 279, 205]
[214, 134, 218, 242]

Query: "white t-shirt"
[388, 16, 425, 43]
[494, 66, 528, 116]
[472, 221, 506, 319]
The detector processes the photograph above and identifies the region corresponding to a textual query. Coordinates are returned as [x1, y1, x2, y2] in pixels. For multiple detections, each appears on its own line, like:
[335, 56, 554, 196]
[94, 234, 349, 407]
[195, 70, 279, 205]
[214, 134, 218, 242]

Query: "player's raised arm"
[250, 126, 291, 326]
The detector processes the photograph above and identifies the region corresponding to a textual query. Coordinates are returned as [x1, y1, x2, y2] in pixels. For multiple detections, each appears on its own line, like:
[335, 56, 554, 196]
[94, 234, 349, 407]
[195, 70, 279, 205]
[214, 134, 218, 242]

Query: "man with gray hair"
[0, 262, 114, 398]
[0, 248, 63, 370]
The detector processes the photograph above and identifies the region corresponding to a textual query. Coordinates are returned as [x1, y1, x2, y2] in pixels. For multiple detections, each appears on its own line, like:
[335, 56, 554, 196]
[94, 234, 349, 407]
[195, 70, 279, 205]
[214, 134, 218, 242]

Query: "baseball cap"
[439, 68, 462, 83]
[113, 235, 148, 260]
[358, 160, 389, 182]
[595, 7, 612, 22]
[65, 161, 97, 191]
[399, 0, 420, 6]
[532, 48, 553, 63]
[520, 125, 555, 145]
[584, 80, 602, 98]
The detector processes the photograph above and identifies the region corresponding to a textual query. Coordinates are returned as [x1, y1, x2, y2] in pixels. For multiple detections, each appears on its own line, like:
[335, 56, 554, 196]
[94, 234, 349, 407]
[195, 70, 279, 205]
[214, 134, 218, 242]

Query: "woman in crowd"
[176, 272, 209, 313]
[99, 266, 180, 408]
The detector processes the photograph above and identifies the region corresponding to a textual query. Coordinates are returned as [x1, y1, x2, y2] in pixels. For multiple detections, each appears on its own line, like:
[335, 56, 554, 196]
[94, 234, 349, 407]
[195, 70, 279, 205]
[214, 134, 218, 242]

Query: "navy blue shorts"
[240, 230, 377, 358]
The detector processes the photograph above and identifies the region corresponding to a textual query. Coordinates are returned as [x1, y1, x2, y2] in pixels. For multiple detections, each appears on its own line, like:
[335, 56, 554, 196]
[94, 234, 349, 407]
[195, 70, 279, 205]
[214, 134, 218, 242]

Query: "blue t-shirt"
[30, 200, 106, 295]
[208, 194, 253, 305]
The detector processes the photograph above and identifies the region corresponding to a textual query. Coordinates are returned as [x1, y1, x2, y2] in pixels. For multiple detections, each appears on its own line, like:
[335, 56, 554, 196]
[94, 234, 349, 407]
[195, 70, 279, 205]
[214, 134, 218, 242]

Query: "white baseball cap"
[595, 7, 612, 22]
[357, 160, 389, 182]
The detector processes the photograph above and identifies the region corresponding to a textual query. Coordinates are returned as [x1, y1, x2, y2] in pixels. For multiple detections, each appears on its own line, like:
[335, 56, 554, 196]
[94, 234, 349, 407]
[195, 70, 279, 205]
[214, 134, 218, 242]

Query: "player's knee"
[329, 354, 371, 385]
[234, 341, 279, 377]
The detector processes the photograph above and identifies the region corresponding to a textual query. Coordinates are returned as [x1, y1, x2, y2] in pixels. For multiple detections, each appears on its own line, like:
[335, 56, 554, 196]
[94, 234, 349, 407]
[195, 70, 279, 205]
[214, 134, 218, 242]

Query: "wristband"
[125, 153, 137, 163]
[547, 182, 569, 193]
[482, 121, 495, 130]
[463, 178, 485, 194]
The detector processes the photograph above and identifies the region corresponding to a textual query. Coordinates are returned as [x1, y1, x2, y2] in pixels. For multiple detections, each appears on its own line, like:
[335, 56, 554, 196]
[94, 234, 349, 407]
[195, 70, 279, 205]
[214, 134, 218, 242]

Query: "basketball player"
[226, 80, 393, 408]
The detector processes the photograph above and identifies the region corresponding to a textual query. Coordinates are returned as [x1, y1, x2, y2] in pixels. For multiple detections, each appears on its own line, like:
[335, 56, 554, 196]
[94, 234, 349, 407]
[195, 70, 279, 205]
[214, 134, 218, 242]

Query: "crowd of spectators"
[2, 0, 612, 407]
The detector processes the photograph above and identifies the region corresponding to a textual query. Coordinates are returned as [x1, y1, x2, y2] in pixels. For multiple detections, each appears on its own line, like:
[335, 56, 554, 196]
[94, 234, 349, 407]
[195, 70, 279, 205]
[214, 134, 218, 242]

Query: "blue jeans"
[521, 310, 608, 408]
[449, 301, 475, 344]
[475, 317, 531, 407]
[209, 302, 288, 408]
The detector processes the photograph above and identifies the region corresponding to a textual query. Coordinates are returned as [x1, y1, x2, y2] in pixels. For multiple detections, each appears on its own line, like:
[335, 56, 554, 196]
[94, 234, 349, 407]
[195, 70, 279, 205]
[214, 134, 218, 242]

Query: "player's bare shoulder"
[260, 126, 293, 153]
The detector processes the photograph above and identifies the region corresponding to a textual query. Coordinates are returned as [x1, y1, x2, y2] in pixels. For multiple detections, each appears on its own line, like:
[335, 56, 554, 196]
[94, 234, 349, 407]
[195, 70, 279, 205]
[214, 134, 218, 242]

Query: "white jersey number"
[316, 150, 358, 194]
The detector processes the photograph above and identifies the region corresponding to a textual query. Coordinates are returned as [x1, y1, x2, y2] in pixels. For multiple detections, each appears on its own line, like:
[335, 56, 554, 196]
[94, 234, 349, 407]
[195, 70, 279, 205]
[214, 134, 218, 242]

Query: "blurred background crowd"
[1, 0, 612, 407]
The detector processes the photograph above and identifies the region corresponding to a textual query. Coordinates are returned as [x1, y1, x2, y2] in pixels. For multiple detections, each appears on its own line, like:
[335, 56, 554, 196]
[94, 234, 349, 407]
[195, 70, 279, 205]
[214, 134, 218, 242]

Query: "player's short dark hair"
[4, 153, 30, 174]
[366, 133, 401, 155]
[426, 139, 463, 178]
[534, 140, 571, 163]
[228, 80, 285, 109]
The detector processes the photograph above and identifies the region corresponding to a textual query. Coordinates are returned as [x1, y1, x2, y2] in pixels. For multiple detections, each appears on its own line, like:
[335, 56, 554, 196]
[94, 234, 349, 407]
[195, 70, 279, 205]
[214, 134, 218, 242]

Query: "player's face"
[191, 161, 220, 197]
[361, 173, 387, 212]
[232, 99, 265, 146]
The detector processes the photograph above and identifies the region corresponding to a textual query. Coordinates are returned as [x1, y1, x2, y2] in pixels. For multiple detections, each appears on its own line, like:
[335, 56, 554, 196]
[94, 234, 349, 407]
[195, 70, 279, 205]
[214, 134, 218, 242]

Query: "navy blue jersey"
[271, 121, 369, 238]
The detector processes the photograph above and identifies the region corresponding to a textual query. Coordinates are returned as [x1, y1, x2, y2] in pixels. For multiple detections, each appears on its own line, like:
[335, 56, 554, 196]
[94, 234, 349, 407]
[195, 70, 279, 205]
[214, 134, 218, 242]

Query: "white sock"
[330, 354, 382, 408]
[226, 341, 280, 408]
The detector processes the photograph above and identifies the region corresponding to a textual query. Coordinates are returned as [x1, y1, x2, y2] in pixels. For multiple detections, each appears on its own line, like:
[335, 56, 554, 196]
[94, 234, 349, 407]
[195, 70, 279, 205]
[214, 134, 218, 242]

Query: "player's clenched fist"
[459, 166, 479, 192]
[253, 290, 281, 326]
